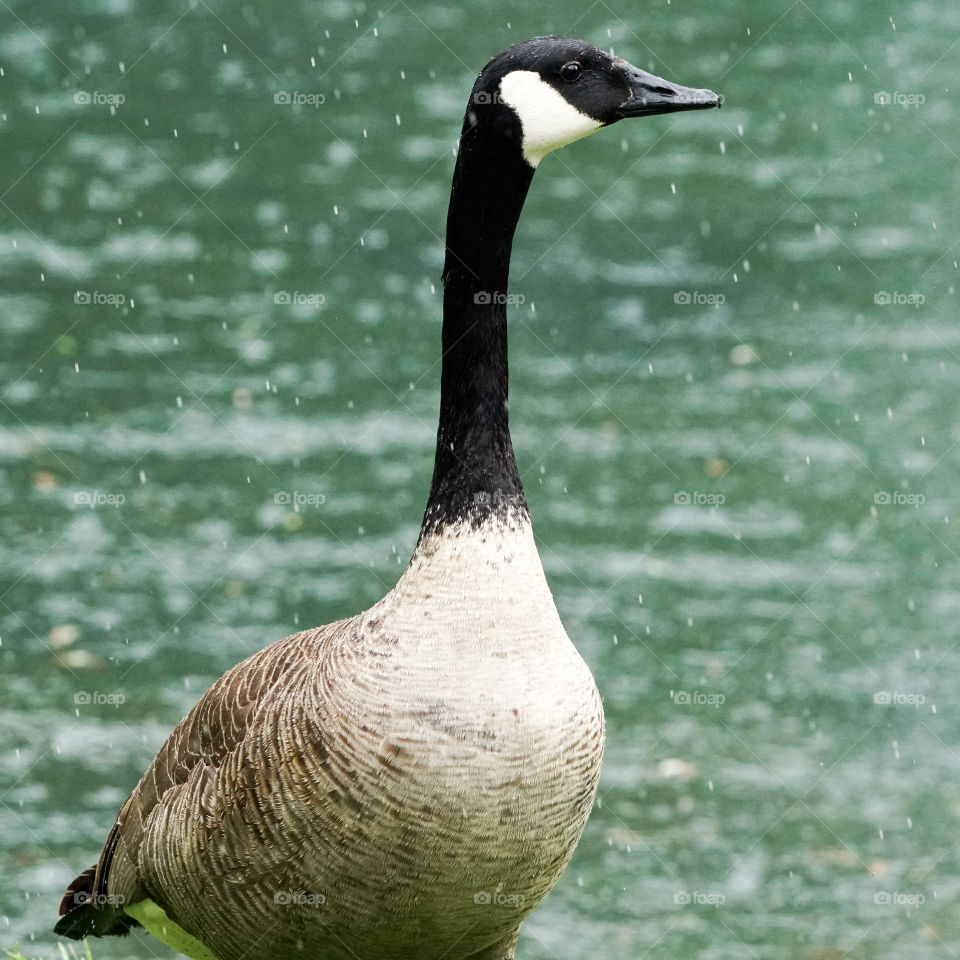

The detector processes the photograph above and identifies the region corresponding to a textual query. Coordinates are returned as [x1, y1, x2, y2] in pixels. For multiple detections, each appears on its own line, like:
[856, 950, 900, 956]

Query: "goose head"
[465, 35, 720, 168]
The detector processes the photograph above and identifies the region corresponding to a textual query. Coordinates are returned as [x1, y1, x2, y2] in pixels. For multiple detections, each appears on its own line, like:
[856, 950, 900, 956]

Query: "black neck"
[419, 114, 535, 538]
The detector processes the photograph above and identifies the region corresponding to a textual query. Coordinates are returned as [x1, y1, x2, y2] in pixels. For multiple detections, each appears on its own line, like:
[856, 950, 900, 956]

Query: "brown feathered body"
[60, 517, 604, 960]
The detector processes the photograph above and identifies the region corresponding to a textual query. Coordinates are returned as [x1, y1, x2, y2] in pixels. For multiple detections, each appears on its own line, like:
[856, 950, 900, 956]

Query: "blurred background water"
[1, 0, 958, 957]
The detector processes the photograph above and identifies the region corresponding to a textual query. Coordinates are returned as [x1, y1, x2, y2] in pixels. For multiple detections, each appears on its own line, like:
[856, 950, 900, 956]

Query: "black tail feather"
[54, 865, 140, 940]
[57, 865, 96, 919]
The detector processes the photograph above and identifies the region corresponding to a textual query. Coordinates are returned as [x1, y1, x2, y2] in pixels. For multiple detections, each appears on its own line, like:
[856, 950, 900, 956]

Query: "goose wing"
[55, 621, 350, 942]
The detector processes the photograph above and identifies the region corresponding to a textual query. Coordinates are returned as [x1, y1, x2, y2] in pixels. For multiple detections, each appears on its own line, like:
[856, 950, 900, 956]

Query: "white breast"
[323, 515, 606, 945]
[392, 516, 566, 642]
[367, 514, 604, 818]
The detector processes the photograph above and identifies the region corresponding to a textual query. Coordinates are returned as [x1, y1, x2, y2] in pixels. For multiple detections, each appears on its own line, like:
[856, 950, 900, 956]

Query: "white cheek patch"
[498, 70, 603, 168]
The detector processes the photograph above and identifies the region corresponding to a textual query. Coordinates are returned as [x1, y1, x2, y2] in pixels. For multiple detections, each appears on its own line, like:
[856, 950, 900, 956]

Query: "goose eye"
[559, 62, 582, 82]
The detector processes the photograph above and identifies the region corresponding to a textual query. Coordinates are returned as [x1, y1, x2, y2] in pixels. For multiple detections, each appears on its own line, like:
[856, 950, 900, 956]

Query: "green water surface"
[1, 1, 958, 957]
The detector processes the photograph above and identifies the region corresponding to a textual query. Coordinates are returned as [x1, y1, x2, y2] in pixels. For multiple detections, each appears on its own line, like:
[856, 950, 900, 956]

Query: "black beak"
[614, 61, 720, 118]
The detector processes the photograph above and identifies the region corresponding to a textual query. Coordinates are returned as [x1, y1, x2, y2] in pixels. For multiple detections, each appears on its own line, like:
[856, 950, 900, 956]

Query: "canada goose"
[55, 35, 718, 960]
